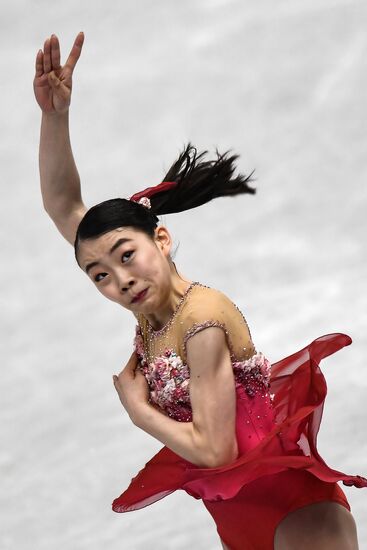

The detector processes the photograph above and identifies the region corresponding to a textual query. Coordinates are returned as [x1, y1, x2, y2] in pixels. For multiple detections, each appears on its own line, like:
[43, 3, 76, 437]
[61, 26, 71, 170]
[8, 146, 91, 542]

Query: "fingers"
[134, 369, 145, 379]
[43, 37, 51, 73]
[112, 375, 122, 400]
[64, 31, 84, 72]
[35, 49, 44, 77]
[47, 71, 70, 101]
[129, 350, 138, 361]
[116, 356, 138, 378]
[128, 351, 139, 370]
[50, 34, 61, 71]
[39, 31, 83, 76]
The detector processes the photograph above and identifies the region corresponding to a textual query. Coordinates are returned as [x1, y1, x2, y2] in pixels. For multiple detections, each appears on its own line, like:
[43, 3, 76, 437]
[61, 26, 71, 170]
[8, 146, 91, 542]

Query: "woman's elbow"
[205, 442, 239, 468]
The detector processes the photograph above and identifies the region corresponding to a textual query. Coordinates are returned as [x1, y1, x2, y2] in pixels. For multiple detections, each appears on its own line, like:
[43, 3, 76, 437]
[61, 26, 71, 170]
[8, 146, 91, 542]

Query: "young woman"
[34, 33, 365, 549]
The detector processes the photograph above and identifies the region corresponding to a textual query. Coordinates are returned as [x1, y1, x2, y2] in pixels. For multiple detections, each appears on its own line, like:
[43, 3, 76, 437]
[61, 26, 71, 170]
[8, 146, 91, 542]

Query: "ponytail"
[136, 142, 256, 215]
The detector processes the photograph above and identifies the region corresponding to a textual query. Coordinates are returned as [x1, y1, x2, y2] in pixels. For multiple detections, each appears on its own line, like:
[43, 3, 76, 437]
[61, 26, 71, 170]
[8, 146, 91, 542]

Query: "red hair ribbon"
[129, 181, 178, 203]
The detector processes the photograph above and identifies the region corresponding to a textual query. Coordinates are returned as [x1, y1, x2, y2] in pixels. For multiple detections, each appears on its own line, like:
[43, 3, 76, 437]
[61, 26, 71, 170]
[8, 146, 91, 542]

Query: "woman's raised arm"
[33, 32, 87, 245]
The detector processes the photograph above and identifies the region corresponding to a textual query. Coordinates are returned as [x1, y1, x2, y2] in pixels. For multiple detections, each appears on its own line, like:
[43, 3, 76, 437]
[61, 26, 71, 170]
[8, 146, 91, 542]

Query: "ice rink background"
[1, 0, 366, 548]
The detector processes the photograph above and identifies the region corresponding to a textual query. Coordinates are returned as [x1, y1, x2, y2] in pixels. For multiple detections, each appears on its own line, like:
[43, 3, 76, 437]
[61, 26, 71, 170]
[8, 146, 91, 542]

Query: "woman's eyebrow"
[85, 238, 133, 274]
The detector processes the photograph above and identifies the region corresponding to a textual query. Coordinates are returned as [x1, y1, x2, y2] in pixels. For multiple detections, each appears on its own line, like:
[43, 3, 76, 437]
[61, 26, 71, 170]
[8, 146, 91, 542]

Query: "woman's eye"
[94, 272, 107, 283]
[122, 251, 133, 263]
[93, 251, 134, 283]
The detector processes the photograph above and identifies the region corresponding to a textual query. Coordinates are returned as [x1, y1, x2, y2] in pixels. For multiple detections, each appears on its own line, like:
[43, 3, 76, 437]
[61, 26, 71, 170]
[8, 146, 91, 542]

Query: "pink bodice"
[134, 324, 275, 425]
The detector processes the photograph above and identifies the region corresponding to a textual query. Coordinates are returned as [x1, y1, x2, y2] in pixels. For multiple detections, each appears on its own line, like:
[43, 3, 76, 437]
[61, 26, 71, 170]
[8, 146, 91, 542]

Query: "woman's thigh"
[274, 501, 359, 550]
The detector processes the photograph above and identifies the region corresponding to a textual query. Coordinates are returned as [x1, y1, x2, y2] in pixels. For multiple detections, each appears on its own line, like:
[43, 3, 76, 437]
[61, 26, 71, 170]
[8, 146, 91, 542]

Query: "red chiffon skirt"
[112, 334, 366, 549]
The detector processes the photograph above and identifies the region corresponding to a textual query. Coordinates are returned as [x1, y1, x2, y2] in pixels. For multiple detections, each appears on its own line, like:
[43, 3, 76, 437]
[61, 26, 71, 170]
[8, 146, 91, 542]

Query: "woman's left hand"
[112, 351, 150, 423]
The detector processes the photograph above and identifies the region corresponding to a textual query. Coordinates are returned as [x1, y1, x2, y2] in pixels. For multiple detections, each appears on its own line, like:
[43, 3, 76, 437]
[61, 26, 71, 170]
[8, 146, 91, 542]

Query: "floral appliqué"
[134, 325, 192, 421]
[233, 352, 273, 401]
[133, 325, 274, 422]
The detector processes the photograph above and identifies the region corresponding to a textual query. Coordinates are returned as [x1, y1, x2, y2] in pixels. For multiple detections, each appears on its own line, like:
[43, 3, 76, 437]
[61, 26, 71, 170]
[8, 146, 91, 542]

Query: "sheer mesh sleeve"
[177, 286, 256, 364]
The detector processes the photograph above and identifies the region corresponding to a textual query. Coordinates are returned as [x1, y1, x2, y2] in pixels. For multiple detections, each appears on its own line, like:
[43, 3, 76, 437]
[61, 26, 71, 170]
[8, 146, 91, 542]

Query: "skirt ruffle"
[112, 333, 367, 513]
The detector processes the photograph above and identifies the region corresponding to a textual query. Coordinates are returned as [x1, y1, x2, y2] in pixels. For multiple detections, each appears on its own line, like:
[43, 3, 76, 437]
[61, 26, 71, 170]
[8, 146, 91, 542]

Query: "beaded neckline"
[146, 281, 202, 338]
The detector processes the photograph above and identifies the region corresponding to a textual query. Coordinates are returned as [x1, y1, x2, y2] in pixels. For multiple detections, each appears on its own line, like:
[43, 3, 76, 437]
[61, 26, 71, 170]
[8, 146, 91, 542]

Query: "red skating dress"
[112, 282, 366, 549]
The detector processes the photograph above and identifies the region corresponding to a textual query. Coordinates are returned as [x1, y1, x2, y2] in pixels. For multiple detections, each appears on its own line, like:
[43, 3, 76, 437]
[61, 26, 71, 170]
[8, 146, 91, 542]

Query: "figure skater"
[33, 33, 365, 549]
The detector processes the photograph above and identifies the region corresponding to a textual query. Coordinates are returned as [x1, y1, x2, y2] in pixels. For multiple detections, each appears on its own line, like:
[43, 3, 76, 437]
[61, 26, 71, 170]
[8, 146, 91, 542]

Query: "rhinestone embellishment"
[134, 324, 273, 422]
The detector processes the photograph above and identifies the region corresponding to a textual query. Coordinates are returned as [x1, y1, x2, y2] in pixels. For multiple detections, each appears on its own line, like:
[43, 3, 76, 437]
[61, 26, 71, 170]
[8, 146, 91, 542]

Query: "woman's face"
[77, 226, 174, 314]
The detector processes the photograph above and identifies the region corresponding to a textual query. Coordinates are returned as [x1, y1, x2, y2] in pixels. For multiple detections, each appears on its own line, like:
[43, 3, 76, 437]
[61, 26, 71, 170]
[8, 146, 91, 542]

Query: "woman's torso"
[134, 282, 275, 431]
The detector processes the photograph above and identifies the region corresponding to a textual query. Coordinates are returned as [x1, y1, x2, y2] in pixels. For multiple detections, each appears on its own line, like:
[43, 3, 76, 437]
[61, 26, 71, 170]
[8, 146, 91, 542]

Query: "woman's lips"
[131, 288, 148, 304]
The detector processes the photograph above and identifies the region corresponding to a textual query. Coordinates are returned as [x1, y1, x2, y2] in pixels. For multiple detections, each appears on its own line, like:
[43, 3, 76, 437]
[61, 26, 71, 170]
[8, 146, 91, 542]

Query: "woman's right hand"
[33, 32, 84, 114]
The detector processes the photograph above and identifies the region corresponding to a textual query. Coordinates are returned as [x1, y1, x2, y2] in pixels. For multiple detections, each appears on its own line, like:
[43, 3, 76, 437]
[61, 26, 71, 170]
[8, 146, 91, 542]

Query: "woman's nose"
[120, 278, 135, 293]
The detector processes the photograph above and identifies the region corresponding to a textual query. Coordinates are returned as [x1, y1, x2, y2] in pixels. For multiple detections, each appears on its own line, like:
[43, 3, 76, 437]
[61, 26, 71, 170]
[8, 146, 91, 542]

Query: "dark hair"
[74, 143, 256, 266]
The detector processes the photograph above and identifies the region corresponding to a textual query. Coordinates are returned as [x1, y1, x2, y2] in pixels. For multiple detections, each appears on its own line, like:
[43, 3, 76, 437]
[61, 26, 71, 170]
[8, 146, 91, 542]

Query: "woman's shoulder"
[181, 282, 248, 329]
[179, 282, 255, 360]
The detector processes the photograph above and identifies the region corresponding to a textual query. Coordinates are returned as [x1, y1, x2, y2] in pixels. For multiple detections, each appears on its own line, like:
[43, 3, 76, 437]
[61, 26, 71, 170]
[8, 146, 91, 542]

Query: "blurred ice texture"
[1, 0, 366, 548]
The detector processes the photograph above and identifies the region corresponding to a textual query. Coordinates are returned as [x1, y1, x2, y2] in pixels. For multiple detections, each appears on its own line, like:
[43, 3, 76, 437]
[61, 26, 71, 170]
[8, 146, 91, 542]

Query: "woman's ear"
[154, 225, 172, 257]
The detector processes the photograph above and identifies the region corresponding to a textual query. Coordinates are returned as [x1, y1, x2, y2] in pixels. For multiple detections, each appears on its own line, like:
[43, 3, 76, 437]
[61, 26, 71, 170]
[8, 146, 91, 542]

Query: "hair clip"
[136, 196, 151, 209]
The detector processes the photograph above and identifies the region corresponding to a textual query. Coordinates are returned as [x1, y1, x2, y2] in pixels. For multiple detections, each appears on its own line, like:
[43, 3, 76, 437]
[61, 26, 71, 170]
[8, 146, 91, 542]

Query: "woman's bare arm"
[39, 111, 87, 244]
[129, 327, 239, 467]
[34, 33, 87, 245]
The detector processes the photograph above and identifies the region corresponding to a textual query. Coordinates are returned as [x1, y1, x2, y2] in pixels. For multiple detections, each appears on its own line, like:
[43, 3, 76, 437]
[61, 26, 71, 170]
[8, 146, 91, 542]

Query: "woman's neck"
[144, 272, 193, 331]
